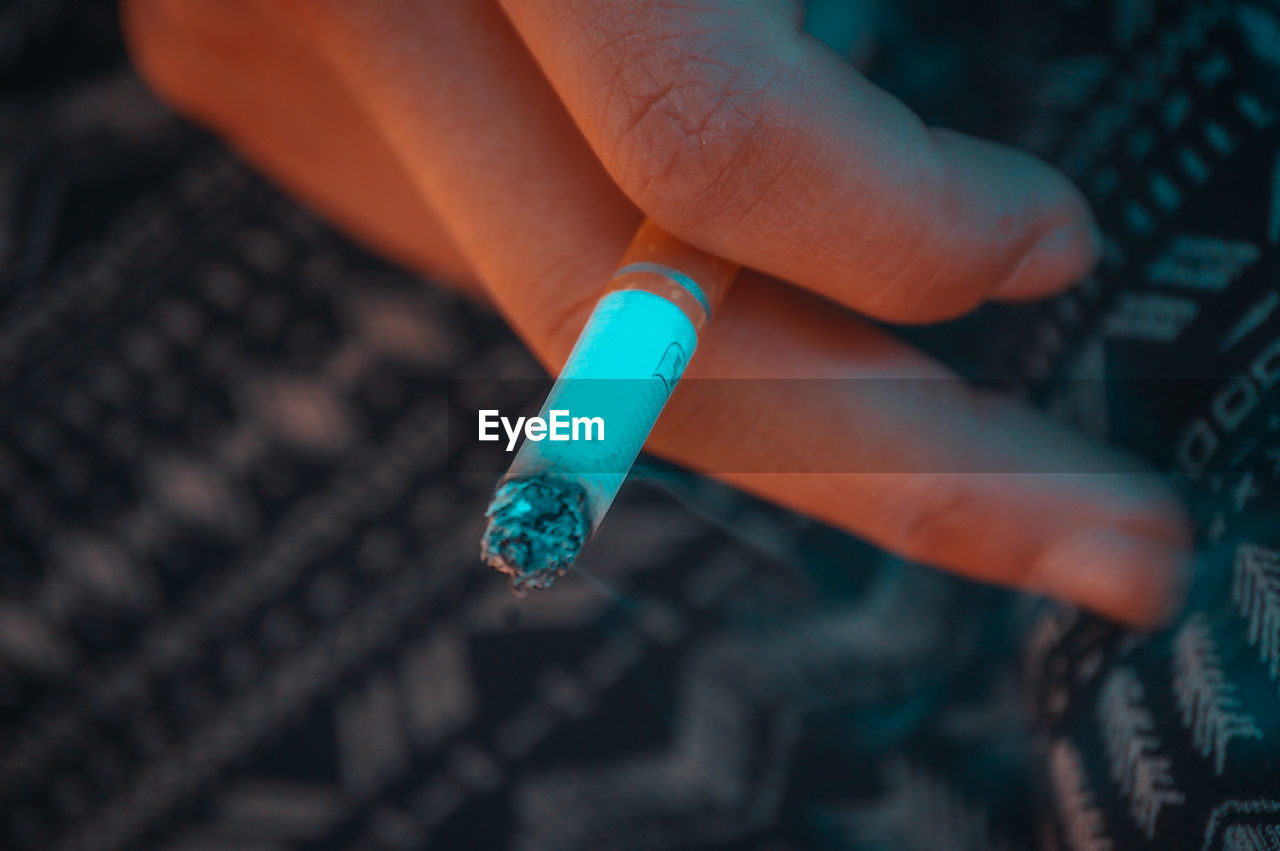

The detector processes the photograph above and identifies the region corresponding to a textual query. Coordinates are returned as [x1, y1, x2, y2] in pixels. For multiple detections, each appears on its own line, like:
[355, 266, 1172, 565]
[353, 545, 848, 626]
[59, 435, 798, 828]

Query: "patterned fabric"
[0, 1, 1277, 850]
[1010, 2, 1280, 849]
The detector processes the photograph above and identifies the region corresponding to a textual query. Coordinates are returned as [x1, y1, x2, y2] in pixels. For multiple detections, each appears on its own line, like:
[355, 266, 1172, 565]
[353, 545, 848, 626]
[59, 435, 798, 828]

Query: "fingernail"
[1030, 529, 1191, 628]
[995, 218, 1103, 300]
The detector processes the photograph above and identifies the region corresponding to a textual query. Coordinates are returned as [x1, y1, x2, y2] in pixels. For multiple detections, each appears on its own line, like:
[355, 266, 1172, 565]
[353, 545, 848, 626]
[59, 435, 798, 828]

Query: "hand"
[124, 0, 1191, 625]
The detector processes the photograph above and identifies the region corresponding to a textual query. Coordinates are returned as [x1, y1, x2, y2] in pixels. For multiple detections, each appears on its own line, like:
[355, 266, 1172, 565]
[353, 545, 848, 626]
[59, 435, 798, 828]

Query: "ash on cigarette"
[481, 476, 590, 592]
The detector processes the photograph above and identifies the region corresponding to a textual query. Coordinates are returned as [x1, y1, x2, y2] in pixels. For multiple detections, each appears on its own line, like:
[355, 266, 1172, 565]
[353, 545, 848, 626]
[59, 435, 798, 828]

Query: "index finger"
[500, 0, 1101, 322]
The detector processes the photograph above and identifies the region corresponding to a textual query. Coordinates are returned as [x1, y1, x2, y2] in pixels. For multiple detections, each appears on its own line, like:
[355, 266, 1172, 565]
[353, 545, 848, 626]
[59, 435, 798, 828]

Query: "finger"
[295, 0, 1186, 624]
[500, 0, 1100, 322]
[663, 276, 1191, 626]
[123, 0, 477, 291]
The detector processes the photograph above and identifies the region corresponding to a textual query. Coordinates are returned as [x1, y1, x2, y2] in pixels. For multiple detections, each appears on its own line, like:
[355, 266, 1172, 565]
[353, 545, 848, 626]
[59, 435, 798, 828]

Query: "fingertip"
[1029, 529, 1192, 629]
[924, 131, 1103, 309]
[993, 216, 1103, 301]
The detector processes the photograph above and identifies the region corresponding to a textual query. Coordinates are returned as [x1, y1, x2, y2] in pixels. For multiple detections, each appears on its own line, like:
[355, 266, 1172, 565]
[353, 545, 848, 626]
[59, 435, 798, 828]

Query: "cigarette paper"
[481, 221, 737, 591]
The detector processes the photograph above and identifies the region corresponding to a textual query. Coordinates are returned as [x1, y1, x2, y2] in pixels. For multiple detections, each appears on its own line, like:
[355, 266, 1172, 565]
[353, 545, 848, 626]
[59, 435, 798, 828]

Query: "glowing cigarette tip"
[481, 476, 590, 592]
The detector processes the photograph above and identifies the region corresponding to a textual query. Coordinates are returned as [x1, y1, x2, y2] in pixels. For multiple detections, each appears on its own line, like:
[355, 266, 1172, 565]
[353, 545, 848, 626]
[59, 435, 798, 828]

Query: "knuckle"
[600, 28, 779, 226]
[883, 477, 980, 563]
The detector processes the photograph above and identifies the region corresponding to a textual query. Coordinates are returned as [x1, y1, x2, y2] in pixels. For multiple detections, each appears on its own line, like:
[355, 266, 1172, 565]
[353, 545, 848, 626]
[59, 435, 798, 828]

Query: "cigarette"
[480, 220, 738, 592]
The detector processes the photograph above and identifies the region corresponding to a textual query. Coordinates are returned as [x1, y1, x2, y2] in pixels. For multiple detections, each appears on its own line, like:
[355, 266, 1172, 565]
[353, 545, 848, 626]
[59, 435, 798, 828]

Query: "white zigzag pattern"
[167, 778, 343, 849]
[1145, 234, 1259, 291]
[1224, 822, 1280, 851]
[1049, 740, 1112, 851]
[1203, 800, 1280, 851]
[1233, 544, 1280, 682]
[1172, 613, 1262, 775]
[1097, 668, 1184, 838]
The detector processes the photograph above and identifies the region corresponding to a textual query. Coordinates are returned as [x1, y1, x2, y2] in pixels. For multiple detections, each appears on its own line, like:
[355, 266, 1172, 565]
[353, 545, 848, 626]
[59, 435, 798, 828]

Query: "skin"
[122, 0, 1193, 626]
